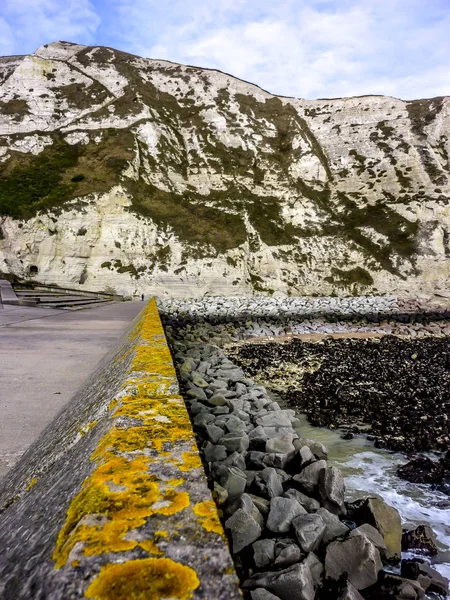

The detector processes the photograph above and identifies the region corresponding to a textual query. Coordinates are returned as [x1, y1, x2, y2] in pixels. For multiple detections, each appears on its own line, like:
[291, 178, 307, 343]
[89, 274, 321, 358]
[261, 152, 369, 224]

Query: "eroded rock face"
[0, 42, 449, 297]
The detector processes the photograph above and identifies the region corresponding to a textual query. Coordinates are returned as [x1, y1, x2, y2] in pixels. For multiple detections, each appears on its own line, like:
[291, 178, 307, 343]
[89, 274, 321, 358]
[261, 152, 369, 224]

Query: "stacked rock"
[159, 295, 450, 342]
[164, 325, 449, 600]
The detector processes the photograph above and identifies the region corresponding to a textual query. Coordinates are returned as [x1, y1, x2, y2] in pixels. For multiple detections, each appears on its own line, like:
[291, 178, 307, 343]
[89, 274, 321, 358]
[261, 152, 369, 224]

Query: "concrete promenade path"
[0, 301, 144, 479]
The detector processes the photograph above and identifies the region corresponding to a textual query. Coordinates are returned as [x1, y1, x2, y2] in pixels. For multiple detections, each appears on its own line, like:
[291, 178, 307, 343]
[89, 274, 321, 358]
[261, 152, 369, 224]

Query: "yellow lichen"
[193, 501, 225, 536]
[26, 477, 38, 490]
[52, 296, 210, 598]
[179, 451, 202, 472]
[84, 557, 200, 600]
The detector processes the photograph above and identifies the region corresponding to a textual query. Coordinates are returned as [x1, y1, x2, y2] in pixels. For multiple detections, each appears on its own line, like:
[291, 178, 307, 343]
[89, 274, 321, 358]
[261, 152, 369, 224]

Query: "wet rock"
[292, 513, 326, 553]
[398, 456, 444, 484]
[225, 508, 263, 553]
[317, 507, 349, 543]
[401, 558, 449, 596]
[352, 497, 402, 563]
[325, 535, 382, 590]
[365, 573, 425, 600]
[292, 460, 327, 494]
[401, 524, 438, 556]
[253, 539, 276, 569]
[266, 497, 307, 533]
[318, 466, 346, 516]
[283, 488, 320, 513]
[243, 560, 316, 600]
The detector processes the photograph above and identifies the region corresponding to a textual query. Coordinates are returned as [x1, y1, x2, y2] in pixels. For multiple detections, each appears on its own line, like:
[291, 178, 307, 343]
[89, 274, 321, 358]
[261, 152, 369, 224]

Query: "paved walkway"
[0, 302, 144, 479]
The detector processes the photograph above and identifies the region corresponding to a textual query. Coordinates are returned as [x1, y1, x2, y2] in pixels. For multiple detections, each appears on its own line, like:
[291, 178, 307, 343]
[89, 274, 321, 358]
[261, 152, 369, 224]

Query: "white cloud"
[109, 0, 450, 100]
[0, 0, 449, 100]
[0, 0, 100, 55]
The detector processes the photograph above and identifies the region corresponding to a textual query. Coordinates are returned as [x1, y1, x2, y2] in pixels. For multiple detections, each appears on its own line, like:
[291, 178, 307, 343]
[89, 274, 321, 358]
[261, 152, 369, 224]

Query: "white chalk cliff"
[0, 41, 449, 297]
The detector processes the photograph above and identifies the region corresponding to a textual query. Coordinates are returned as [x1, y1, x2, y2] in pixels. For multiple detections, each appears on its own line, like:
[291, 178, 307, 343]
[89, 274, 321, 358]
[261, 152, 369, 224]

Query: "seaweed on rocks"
[231, 336, 450, 454]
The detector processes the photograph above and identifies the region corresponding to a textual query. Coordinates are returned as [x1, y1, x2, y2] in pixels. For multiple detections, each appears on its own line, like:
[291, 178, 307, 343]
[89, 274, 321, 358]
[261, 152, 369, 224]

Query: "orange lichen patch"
[90, 426, 153, 460]
[84, 557, 200, 600]
[179, 451, 202, 472]
[166, 478, 184, 487]
[26, 477, 38, 490]
[108, 398, 119, 411]
[52, 454, 162, 568]
[153, 490, 190, 516]
[112, 397, 195, 451]
[193, 501, 225, 536]
[155, 530, 168, 538]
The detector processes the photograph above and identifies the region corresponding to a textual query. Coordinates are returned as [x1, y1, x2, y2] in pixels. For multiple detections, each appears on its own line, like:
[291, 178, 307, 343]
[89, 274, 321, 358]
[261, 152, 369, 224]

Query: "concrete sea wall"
[0, 298, 240, 599]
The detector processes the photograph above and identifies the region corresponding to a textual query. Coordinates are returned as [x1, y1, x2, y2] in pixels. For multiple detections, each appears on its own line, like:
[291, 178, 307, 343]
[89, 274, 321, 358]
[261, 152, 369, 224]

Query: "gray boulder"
[203, 442, 227, 463]
[238, 493, 265, 528]
[207, 393, 228, 406]
[205, 423, 224, 444]
[243, 560, 316, 600]
[292, 513, 326, 553]
[319, 466, 346, 516]
[292, 460, 327, 494]
[283, 488, 320, 513]
[317, 507, 349, 543]
[219, 432, 250, 453]
[225, 508, 262, 553]
[350, 523, 387, 557]
[274, 543, 302, 568]
[252, 467, 284, 499]
[219, 465, 247, 498]
[256, 412, 294, 428]
[253, 538, 276, 568]
[294, 437, 328, 459]
[325, 535, 382, 590]
[248, 494, 270, 516]
[303, 552, 323, 588]
[267, 497, 307, 533]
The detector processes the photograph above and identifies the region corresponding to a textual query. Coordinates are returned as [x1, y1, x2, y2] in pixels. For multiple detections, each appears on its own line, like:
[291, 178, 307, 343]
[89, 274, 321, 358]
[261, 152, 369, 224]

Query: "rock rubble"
[160, 302, 449, 600]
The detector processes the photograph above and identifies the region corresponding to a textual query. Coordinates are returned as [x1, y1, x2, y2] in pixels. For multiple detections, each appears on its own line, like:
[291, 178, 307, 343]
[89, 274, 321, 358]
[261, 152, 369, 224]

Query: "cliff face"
[0, 41, 449, 297]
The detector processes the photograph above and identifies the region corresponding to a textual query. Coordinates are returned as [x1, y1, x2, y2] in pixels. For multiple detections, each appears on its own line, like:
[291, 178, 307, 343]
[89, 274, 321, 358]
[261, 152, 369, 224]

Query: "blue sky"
[1, 0, 449, 100]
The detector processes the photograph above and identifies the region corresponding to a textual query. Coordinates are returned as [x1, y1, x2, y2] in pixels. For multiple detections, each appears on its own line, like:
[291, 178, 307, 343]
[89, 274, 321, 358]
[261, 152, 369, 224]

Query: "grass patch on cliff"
[0, 131, 134, 219]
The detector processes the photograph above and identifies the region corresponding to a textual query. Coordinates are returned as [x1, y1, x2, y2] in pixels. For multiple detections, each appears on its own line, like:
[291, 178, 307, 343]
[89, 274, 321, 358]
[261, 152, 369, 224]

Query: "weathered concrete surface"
[0, 298, 240, 600]
[0, 301, 143, 478]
